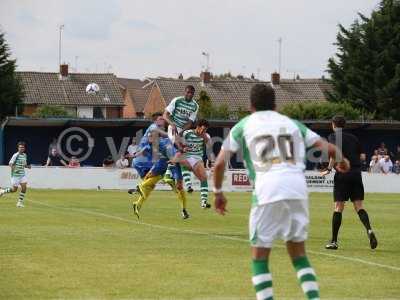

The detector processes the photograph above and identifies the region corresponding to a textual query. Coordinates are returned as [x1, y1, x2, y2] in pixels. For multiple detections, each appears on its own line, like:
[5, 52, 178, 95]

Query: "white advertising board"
[0, 167, 399, 193]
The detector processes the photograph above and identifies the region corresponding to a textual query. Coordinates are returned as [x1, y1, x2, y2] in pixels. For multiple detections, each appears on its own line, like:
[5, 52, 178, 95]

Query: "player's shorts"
[167, 125, 183, 145]
[249, 199, 309, 248]
[150, 159, 183, 180]
[11, 176, 28, 187]
[133, 161, 153, 178]
[185, 156, 203, 169]
[333, 170, 364, 202]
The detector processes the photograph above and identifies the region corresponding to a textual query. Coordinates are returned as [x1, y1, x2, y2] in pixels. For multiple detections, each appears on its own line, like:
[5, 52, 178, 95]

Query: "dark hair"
[250, 84, 276, 111]
[195, 119, 209, 128]
[332, 115, 346, 128]
[185, 85, 195, 92]
[151, 112, 163, 121]
[17, 141, 26, 147]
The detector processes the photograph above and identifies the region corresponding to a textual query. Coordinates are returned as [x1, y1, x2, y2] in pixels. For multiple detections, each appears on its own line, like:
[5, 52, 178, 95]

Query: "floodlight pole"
[58, 24, 65, 68]
[278, 37, 282, 74]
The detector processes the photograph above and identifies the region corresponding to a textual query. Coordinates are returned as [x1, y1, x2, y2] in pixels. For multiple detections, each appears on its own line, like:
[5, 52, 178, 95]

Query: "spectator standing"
[48, 138, 58, 155]
[392, 160, 400, 174]
[46, 148, 67, 167]
[369, 156, 381, 173]
[116, 154, 129, 169]
[376, 142, 388, 156]
[360, 153, 368, 172]
[379, 155, 393, 174]
[394, 145, 400, 162]
[68, 156, 80, 168]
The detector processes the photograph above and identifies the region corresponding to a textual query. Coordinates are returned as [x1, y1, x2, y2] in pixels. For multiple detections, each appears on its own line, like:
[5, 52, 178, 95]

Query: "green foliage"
[197, 90, 213, 118]
[211, 103, 230, 119]
[327, 0, 400, 119]
[280, 101, 367, 120]
[235, 106, 251, 120]
[33, 105, 71, 118]
[197, 90, 232, 119]
[0, 30, 23, 121]
[213, 72, 234, 80]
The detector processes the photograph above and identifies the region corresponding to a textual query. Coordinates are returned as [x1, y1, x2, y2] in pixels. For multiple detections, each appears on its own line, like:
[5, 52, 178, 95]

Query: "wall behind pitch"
[0, 166, 399, 193]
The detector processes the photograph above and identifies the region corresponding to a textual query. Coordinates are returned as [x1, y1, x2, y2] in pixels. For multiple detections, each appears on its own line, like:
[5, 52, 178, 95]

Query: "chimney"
[200, 71, 211, 85]
[59, 64, 69, 79]
[271, 72, 280, 85]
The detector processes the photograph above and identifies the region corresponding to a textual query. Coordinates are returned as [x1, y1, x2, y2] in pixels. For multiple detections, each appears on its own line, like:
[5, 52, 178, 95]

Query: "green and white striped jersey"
[182, 129, 205, 159]
[222, 111, 321, 205]
[9, 152, 28, 178]
[165, 96, 199, 130]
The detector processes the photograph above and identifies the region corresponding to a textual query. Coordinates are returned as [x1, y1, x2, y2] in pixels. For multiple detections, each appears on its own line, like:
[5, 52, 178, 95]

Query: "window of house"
[93, 107, 105, 119]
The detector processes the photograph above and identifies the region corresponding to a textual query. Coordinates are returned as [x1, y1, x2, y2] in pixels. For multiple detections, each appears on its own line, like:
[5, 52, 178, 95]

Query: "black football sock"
[332, 211, 342, 243]
[357, 209, 372, 231]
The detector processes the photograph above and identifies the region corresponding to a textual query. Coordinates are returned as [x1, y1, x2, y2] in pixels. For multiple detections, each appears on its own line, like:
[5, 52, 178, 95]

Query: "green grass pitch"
[1, 190, 399, 299]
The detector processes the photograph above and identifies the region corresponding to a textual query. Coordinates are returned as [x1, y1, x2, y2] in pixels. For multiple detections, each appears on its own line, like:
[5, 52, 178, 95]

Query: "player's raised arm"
[163, 110, 176, 129]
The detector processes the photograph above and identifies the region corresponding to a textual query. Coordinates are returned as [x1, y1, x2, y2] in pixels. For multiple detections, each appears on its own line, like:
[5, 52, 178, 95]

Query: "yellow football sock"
[176, 189, 187, 210]
[135, 175, 162, 207]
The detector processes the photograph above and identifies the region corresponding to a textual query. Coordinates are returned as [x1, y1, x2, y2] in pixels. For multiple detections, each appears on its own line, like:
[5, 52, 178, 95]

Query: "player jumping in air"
[163, 85, 199, 188]
[0, 141, 31, 208]
[130, 132, 190, 220]
[129, 112, 169, 187]
[321, 115, 378, 250]
[212, 84, 349, 300]
[180, 119, 214, 208]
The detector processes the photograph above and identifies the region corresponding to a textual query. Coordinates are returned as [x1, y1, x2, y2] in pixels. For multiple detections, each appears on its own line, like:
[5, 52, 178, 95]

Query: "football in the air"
[86, 83, 100, 95]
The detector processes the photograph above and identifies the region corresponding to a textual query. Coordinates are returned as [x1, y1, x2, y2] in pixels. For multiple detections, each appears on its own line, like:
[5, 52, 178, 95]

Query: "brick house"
[118, 78, 151, 118]
[17, 65, 124, 119]
[142, 72, 332, 117]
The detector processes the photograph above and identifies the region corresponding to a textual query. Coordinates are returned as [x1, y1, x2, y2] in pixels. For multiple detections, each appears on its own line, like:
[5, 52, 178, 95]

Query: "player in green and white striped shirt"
[163, 85, 199, 144]
[163, 85, 199, 186]
[0, 141, 31, 208]
[180, 119, 214, 208]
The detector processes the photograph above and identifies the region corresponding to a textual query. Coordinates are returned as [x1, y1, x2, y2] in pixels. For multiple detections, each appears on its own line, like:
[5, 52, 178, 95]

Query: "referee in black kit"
[322, 116, 378, 250]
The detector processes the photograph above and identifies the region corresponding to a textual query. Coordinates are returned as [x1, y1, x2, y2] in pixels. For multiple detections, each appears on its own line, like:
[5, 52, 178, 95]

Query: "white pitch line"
[28, 199, 400, 272]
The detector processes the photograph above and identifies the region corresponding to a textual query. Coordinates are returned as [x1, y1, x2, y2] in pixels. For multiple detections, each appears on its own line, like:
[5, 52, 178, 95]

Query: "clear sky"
[0, 0, 380, 80]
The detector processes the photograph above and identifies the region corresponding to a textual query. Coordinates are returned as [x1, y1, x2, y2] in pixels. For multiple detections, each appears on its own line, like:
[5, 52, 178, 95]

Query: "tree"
[235, 106, 251, 120]
[211, 104, 231, 119]
[280, 101, 366, 120]
[197, 90, 213, 118]
[327, 0, 400, 119]
[0, 31, 23, 121]
[33, 105, 71, 118]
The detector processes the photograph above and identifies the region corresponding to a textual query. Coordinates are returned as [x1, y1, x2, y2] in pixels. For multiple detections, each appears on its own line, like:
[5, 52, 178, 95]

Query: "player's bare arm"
[180, 120, 194, 136]
[213, 148, 230, 215]
[313, 139, 350, 173]
[163, 111, 177, 133]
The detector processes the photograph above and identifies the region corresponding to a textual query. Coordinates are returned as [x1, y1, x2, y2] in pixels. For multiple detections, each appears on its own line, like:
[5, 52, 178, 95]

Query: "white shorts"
[249, 199, 309, 248]
[167, 125, 183, 145]
[185, 156, 203, 169]
[11, 176, 28, 187]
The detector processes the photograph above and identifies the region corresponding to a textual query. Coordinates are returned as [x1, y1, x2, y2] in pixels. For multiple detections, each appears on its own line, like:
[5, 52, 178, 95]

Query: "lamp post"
[58, 24, 65, 68]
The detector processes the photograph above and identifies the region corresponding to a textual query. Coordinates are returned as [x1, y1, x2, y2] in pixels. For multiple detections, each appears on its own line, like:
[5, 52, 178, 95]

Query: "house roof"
[152, 77, 331, 111]
[118, 78, 151, 112]
[275, 79, 332, 108]
[18, 72, 125, 106]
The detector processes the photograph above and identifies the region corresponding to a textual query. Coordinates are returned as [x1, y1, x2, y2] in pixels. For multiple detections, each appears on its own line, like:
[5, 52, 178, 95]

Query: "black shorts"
[333, 171, 364, 202]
